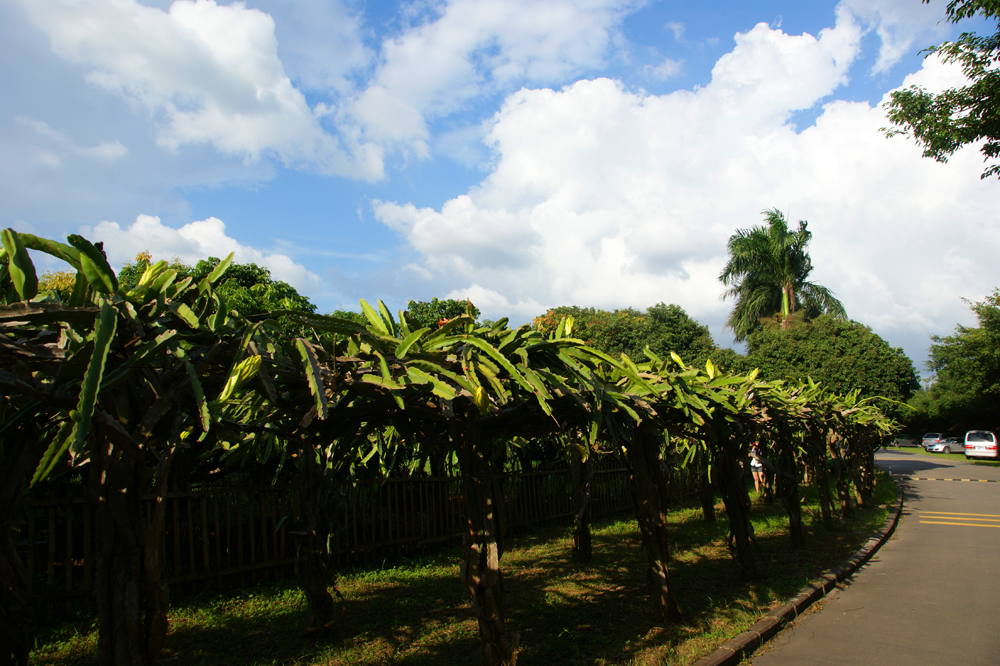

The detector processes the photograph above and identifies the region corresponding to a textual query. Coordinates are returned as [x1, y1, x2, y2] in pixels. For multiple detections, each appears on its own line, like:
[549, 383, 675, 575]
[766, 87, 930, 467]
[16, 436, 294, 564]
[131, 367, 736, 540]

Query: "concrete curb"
[692, 478, 906, 666]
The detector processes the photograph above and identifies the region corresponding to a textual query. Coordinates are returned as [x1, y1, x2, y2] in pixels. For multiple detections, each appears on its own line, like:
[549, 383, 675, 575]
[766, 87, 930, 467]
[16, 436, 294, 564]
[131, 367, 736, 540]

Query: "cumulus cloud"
[17, 0, 384, 180]
[16, 0, 649, 177]
[374, 16, 999, 364]
[350, 0, 641, 153]
[80, 214, 321, 294]
[842, 0, 950, 73]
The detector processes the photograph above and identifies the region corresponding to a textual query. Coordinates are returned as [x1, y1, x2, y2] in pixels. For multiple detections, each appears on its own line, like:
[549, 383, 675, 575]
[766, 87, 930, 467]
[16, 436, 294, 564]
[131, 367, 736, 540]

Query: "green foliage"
[120, 252, 316, 317]
[882, 0, 1000, 179]
[532, 303, 716, 365]
[405, 297, 480, 329]
[192, 257, 316, 316]
[118, 251, 188, 292]
[719, 208, 846, 341]
[745, 314, 919, 419]
[328, 309, 368, 326]
[36, 270, 78, 300]
[1, 228, 39, 300]
[912, 288, 1000, 430]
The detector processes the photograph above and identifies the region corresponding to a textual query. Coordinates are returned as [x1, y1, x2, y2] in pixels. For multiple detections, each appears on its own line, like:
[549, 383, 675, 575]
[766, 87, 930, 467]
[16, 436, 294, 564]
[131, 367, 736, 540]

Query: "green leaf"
[407, 358, 477, 394]
[16, 234, 81, 267]
[207, 292, 228, 332]
[100, 329, 177, 390]
[167, 276, 194, 300]
[150, 269, 178, 295]
[31, 420, 74, 487]
[405, 366, 456, 400]
[361, 373, 404, 390]
[1, 229, 38, 301]
[425, 315, 475, 341]
[69, 270, 89, 307]
[67, 235, 118, 294]
[463, 337, 534, 392]
[206, 252, 234, 284]
[72, 300, 117, 453]
[421, 334, 468, 352]
[216, 354, 261, 403]
[377, 299, 398, 337]
[169, 302, 200, 329]
[360, 299, 389, 335]
[296, 338, 328, 420]
[185, 360, 211, 431]
[396, 327, 430, 358]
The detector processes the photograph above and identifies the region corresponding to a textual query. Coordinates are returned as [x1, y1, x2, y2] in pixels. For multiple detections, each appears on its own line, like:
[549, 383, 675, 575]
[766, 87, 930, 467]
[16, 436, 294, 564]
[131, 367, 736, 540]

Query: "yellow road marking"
[905, 477, 999, 483]
[921, 511, 1000, 518]
[920, 521, 1000, 528]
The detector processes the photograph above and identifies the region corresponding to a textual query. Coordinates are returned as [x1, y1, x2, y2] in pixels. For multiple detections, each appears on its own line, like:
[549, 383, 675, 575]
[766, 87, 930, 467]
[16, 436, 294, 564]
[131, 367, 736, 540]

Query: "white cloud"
[80, 214, 321, 294]
[351, 0, 641, 152]
[444, 284, 546, 321]
[643, 57, 683, 81]
[374, 17, 999, 365]
[253, 0, 370, 94]
[17, 0, 383, 180]
[841, 0, 950, 73]
[434, 124, 491, 168]
[16, 116, 129, 161]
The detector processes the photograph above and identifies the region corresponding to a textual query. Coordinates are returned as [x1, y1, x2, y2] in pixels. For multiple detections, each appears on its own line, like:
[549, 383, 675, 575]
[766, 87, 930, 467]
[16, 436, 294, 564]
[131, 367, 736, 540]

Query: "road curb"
[692, 477, 905, 666]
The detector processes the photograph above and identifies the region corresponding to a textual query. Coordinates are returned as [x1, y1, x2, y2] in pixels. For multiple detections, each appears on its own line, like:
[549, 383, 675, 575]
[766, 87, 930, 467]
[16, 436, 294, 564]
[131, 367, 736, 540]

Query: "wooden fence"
[22, 466, 637, 618]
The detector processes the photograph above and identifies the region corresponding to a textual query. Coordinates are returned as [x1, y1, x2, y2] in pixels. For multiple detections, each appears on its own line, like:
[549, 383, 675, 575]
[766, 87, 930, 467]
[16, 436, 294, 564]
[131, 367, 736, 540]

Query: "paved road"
[751, 450, 1000, 666]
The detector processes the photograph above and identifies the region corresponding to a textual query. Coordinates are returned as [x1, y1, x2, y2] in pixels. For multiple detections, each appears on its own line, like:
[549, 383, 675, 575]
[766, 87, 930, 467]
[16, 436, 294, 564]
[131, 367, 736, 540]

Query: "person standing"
[750, 441, 765, 494]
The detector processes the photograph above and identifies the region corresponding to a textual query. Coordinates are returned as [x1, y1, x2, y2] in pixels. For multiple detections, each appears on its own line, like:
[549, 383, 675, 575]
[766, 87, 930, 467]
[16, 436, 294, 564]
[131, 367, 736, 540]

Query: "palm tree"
[719, 208, 846, 341]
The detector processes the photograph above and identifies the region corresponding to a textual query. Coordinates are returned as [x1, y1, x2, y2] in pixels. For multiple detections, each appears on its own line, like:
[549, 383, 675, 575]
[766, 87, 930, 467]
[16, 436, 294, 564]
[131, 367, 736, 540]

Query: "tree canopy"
[910, 289, 1000, 431]
[117, 251, 317, 316]
[746, 314, 919, 420]
[719, 208, 846, 341]
[882, 0, 1000, 179]
[533, 303, 716, 365]
[406, 297, 481, 329]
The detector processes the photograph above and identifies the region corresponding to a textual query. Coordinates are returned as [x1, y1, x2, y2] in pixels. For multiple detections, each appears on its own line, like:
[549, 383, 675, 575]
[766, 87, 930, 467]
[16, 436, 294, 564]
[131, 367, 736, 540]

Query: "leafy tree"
[912, 289, 1000, 430]
[720, 208, 846, 341]
[190, 257, 316, 315]
[882, 0, 1000, 180]
[406, 297, 480, 329]
[746, 314, 919, 419]
[36, 270, 77, 300]
[533, 303, 716, 364]
[119, 251, 316, 316]
[328, 309, 368, 326]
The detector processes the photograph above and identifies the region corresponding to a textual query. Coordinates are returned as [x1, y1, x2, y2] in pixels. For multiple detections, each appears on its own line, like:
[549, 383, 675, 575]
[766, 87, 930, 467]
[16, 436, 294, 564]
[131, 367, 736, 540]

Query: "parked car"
[927, 438, 962, 454]
[922, 433, 944, 449]
[965, 431, 999, 460]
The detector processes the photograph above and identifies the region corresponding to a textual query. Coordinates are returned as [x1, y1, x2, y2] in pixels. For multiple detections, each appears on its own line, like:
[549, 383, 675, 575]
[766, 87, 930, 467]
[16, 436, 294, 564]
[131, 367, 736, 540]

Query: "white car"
[965, 431, 999, 460]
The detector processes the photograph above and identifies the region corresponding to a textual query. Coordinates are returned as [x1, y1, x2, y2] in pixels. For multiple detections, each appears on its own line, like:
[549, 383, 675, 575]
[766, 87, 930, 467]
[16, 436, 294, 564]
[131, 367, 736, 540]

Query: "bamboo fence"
[22, 466, 643, 618]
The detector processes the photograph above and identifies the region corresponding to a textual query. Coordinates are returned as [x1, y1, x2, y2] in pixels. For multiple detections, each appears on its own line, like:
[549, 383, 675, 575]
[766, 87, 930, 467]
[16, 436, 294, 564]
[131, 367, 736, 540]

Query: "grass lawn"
[886, 446, 1000, 467]
[32, 473, 896, 666]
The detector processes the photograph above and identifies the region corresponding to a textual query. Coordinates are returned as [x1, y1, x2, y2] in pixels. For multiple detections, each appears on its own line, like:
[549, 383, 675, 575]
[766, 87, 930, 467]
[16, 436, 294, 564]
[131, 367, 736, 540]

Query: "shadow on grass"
[33, 479, 895, 666]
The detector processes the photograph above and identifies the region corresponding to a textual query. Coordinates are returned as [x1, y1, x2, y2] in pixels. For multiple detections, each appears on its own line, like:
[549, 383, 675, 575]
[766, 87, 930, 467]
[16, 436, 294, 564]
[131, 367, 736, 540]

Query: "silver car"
[965, 431, 999, 460]
[922, 432, 944, 449]
[927, 438, 962, 454]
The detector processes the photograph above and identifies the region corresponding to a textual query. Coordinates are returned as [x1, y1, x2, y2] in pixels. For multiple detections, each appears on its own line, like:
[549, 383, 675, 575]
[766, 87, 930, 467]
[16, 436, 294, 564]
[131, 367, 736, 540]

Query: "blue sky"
[3, 0, 998, 373]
